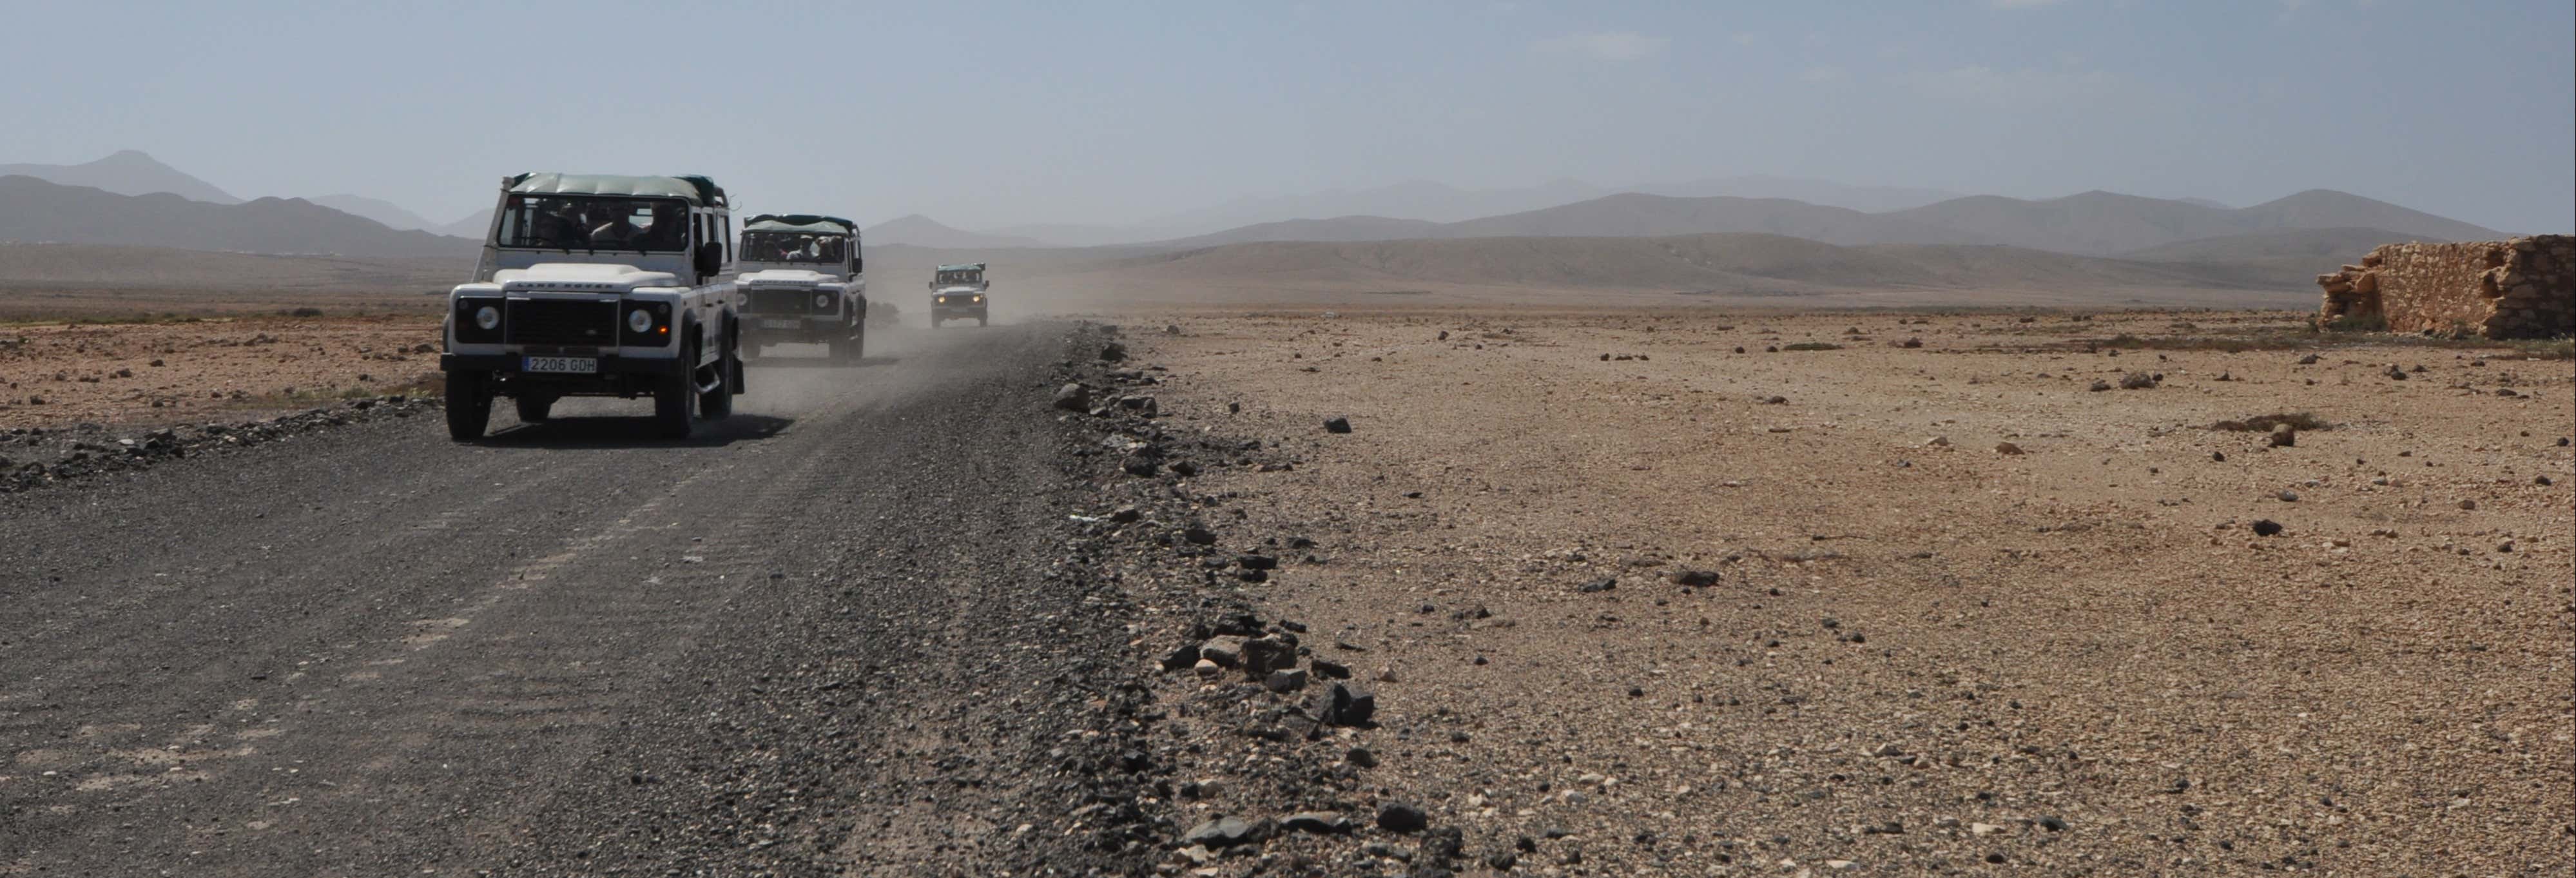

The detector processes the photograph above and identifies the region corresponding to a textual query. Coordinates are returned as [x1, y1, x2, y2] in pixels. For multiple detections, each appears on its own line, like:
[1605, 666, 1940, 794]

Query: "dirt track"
[0, 324, 1158, 875]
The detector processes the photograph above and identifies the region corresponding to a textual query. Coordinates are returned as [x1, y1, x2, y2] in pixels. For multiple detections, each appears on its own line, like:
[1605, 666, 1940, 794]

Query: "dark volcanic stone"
[1324, 416, 1352, 434]
[1376, 801, 1428, 834]
[1241, 638, 1297, 678]
[1318, 682, 1376, 727]
[1669, 569, 1719, 587]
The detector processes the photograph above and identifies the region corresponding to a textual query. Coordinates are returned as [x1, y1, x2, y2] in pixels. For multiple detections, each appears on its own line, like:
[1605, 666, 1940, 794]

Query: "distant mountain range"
[1134, 188, 2503, 258]
[0, 175, 477, 259]
[0, 150, 242, 204]
[993, 175, 1969, 246]
[864, 214, 1045, 249]
[0, 150, 2515, 289]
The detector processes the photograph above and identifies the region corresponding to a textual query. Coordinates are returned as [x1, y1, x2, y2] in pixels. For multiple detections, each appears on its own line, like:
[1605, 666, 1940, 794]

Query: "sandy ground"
[0, 313, 442, 430]
[1113, 307, 2573, 875]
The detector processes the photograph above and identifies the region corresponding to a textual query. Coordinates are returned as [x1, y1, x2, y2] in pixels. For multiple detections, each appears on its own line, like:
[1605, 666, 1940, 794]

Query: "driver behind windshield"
[588, 204, 639, 248]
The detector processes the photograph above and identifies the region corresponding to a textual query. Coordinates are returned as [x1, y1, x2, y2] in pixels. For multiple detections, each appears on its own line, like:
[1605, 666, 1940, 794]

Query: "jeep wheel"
[699, 340, 735, 420]
[835, 329, 864, 363]
[977, 314, 989, 327]
[654, 346, 697, 440]
[931, 317, 943, 329]
[444, 371, 492, 441]
[514, 393, 554, 423]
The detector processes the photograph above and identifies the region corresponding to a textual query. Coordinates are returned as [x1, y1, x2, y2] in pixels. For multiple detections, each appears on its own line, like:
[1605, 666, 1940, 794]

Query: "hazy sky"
[3, 1, 2569, 232]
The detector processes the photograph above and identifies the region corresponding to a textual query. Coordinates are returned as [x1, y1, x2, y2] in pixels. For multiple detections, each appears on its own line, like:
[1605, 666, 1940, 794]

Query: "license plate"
[524, 356, 597, 374]
[759, 318, 800, 329]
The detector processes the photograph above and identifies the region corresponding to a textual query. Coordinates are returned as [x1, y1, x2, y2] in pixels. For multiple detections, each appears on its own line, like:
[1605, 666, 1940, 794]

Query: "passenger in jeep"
[589, 206, 640, 248]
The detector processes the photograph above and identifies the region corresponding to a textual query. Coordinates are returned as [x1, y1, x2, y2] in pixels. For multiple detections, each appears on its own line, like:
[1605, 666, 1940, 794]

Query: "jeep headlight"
[627, 307, 654, 333]
[973, 295, 983, 303]
[815, 293, 831, 309]
[474, 305, 501, 331]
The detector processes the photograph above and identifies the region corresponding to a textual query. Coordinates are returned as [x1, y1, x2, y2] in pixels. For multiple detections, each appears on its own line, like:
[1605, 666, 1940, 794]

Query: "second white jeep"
[737, 214, 867, 362]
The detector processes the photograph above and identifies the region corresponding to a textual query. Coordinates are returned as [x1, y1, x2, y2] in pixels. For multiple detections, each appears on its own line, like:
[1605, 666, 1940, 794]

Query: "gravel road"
[0, 324, 1158, 876]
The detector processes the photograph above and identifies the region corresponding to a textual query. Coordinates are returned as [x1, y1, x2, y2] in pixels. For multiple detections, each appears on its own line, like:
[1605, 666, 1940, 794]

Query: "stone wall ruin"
[2318, 235, 2573, 339]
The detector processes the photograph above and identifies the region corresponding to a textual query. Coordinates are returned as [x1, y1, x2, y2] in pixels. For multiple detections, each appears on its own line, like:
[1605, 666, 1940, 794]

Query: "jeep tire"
[655, 344, 699, 440]
[699, 338, 735, 420]
[445, 370, 492, 441]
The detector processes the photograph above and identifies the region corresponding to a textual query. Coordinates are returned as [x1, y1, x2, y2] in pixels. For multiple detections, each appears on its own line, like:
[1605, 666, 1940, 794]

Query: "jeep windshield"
[742, 231, 848, 264]
[495, 195, 690, 252]
[936, 271, 983, 285]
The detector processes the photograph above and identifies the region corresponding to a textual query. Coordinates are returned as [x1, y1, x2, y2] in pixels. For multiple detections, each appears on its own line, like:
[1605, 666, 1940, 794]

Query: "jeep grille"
[750, 288, 831, 314]
[505, 298, 617, 346]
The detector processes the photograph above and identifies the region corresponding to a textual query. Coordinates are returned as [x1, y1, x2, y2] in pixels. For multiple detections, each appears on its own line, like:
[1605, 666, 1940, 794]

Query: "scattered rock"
[1317, 682, 1377, 728]
[1098, 342, 1127, 362]
[1323, 416, 1352, 434]
[2252, 520, 2284, 537]
[2277, 490, 2300, 502]
[1669, 569, 1719, 587]
[2269, 424, 2297, 447]
[1280, 812, 1352, 835]
[1240, 637, 1298, 678]
[2119, 371, 2157, 390]
[1180, 815, 1272, 848]
[1197, 637, 1244, 668]
[1264, 668, 1308, 693]
[1375, 802, 1428, 834]
[1993, 442, 2024, 456]
[1577, 576, 1616, 593]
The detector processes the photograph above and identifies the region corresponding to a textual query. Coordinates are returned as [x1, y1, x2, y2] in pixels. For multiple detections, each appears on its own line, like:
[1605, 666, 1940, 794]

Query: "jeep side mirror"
[853, 257, 864, 274]
[694, 242, 722, 277]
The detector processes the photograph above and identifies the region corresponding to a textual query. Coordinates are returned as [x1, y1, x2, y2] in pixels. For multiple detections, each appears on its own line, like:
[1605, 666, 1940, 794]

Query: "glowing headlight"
[972, 295, 983, 303]
[474, 306, 500, 330]
[627, 307, 654, 333]
[814, 293, 831, 309]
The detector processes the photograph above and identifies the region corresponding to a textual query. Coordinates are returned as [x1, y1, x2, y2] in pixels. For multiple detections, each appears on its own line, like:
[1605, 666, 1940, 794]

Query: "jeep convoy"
[737, 214, 868, 361]
[440, 173, 748, 440]
[929, 262, 990, 327]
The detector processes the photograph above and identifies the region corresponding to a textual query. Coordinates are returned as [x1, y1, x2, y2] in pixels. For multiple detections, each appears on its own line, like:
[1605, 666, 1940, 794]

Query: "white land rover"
[735, 214, 867, 362]
[440, 173, 747, 440]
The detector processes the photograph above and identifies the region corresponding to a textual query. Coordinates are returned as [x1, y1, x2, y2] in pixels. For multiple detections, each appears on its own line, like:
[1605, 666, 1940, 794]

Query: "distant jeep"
[929, 262, 989, 328]
[737, 214, 867, 362]
[439, 173, 746, 440]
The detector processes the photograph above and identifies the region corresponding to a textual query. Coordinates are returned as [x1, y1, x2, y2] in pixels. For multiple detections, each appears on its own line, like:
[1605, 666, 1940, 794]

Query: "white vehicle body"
[735, 215, 867, 360]
[929, 262, 989, 327]
[440, 173, 746, 440]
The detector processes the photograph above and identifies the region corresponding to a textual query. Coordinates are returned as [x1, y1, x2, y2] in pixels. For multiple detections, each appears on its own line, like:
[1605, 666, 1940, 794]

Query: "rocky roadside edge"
[1055, 326, 1497, 877]
[0, 395, 440, 494]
